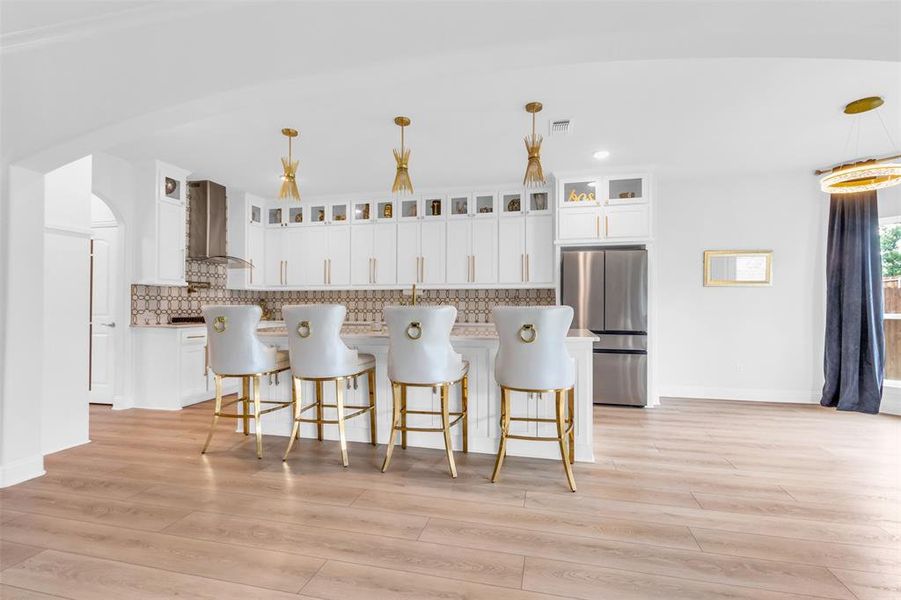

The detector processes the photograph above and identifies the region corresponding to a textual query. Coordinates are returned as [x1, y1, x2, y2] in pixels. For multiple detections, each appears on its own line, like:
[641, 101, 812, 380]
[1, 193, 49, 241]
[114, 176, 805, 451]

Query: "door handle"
[374, 257, 377, 283]
[328, 258, 332, 284]
[100, 322, 116, 328]
[420, 256, 425, 282]
[323, 259, 328, 285]
[596, 216, 600, 237]
[521, 253, 525, 282]
[526, 254, 530, 282]
[605, 215, 609, 236]
[249, 259, 254, 284]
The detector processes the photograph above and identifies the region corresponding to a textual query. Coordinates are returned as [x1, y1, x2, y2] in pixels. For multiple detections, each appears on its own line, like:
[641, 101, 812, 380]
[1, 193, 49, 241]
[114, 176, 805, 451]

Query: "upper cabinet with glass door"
[398, 196, 419, 221]
[500, 190, 523, 217]
[352, 200, 373, 224]
[248, 200, 263, 226]
[376, 199, 395, 221]
[602, 174, 649, 205]
[560, 179, 600, 208]
[421, 194, 445, 220]
[287, 205, 305, 226]
[267, 206, 285, 227]
[525, 188, 552, 215]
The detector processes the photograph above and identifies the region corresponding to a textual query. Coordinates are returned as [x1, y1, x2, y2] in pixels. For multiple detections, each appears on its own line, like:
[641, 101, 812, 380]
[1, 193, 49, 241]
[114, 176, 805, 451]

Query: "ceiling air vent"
[549, 119, 573, 136]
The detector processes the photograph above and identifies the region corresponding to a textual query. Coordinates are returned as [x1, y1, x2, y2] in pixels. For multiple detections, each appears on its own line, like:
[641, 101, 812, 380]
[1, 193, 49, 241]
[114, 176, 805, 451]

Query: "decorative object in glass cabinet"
[354, 202, 371, 222]
[401, 198, 418, 219]
[607, 177, 643, 202]
[250, 205, 262, 224]
[288, 207, 303, 224]
[163, 176, 180, 201]
[475, 194, 495, 215]
[378, 201, 394, 220]
[268, 207, 283, 226]
[529, 191, 549, 212]
[450, 195, 469, 216]
[423, 196, 443, 217]
[312, 205, 326, 222]
[563, 181, 596, 205]
[502, 192, 522, 215]
[332, 204, 348, 222]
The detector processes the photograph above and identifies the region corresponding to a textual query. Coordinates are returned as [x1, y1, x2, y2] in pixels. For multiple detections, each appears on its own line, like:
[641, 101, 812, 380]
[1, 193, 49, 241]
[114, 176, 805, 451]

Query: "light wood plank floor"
[1, 398, 898, 599]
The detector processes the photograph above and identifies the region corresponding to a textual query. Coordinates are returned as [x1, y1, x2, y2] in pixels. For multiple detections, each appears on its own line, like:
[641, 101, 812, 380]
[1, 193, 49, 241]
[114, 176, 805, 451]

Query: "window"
[880, 219, 901, 382]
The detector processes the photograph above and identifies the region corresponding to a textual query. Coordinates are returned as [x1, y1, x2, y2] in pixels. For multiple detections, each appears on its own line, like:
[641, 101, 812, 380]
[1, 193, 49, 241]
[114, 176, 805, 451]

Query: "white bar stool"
[492, 306, 577, 492]
[382, 305, 469, 478]
[281, 304, 377, 467]
[201, 305, 293, 459]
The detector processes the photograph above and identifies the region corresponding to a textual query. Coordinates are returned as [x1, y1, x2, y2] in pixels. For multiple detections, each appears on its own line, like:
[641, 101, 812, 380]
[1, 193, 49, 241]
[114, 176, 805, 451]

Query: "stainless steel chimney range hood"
[187, 180, 252, 269]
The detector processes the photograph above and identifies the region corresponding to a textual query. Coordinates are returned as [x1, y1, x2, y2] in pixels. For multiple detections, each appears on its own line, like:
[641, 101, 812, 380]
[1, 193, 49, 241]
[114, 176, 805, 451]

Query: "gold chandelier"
[392, 116, 413, 194]
[817, 97, 901, 194]
[522, 101, 546, 187]
[278, 127, 300, 201]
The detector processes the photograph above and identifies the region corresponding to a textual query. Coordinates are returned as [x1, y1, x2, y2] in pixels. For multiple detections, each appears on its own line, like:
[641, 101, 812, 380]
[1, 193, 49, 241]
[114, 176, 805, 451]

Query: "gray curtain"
[821, 190, 884, 414]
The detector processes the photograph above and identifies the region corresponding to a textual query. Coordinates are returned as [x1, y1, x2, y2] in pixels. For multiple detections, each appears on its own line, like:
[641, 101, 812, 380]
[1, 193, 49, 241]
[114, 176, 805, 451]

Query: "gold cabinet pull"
[526, 254, 530, 282]
[596, 215, 600, 237]
[605, 215, 609, 236]
[249, 259, 254, 284]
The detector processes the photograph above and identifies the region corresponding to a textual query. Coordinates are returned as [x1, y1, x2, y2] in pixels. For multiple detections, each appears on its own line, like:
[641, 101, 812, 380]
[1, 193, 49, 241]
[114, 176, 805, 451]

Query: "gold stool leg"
[241, 376, 250, 435]
[254, 375, 263, 459]
[336, 378, 349, 467]
[491, 386, 510, 482]
[315, 380, 324, 441]
[567, 386, 575, 465]
[201, 375, 224, 454]
[556, 390, 577, 492]
[400, 384, 408, 449]
[382, 382, 401, 472]
[283, 377, 302, 461]
[461, 375, 469, 453]
[367, 368, 378, 446]
[441, 383, 457, 478]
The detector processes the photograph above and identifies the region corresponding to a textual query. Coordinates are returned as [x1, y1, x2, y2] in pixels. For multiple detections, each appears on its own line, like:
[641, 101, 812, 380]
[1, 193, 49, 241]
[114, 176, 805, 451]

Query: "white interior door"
[90, 226, 119, 404]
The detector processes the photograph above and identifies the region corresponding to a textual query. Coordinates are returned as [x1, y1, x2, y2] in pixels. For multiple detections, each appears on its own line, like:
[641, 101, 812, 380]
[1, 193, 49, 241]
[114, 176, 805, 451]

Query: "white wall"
[656, 171, 828, 403]
[1, 165, 47, 486]
[42, 156, 93, 454]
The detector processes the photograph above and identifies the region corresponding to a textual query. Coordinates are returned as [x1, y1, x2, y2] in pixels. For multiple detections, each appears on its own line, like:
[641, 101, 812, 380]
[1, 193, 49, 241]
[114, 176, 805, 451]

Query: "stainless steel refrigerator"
[561, 248, 648, 406]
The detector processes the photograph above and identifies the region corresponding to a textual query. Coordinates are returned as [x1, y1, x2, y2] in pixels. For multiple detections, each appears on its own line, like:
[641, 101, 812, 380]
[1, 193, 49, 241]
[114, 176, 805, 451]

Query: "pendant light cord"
[876, 108, 899, 154]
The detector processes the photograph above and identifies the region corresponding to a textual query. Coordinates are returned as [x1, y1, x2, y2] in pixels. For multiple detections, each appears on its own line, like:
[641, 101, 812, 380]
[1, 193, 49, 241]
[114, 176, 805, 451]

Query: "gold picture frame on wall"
[703, 250, 773, 287]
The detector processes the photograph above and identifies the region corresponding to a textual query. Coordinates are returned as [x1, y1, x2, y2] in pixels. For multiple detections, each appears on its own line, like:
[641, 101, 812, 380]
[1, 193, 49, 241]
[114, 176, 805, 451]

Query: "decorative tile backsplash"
[132, 262, 555, 325]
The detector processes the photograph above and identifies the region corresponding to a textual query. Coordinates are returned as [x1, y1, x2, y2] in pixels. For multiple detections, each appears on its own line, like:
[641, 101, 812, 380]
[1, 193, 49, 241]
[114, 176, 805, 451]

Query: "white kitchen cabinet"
[556, 175, 651, 243]
[264, 228, 286, 287]
[525, 215, 554, 283]
[133, 327, 238, 410]
[247, 224, 264, 287]
[352, 223, 397, 285]
[498, 218, 526, 284]
[498, 215, 552, 285]
[295, 226, 349, 287]
[156, 199, 186, 283]
[284, 227, 306, 285]
[227, 192, 266, 290]
[447, 219, 497, 284]
[135, 160, 190, 286]
[420, 220, 446, 284]
[397, 222, 419, 285]
[396, 220, 445, 285]
[605, 204, 651, 239]
[328, 226, 351, 286]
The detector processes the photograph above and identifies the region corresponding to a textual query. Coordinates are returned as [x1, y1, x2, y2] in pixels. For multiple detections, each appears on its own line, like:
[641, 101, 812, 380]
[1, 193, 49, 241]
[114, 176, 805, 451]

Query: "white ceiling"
[2, 1, 899, 197]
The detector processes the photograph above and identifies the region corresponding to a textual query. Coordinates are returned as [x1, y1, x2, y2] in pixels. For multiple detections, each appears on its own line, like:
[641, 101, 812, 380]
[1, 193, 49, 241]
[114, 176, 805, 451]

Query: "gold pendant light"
[817, 97, 901, 194]
[392, 116, 413, 194]
[523, 101, 546, 187]
[278, 127, 300, 201]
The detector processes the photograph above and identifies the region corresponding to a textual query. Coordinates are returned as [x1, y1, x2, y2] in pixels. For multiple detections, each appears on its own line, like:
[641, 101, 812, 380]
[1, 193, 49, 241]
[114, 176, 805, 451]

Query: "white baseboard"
[658, 386, 821, 404]
[0, 454, 45, 488]
[42, 436, 91, 456]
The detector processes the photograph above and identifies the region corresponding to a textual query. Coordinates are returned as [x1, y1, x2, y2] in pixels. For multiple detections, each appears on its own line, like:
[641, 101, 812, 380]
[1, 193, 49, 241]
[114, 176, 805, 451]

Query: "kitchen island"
[255, 323, 597, 462]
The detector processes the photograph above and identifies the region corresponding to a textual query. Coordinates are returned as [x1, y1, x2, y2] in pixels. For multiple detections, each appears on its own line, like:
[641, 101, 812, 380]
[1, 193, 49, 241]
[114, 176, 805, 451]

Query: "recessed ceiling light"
[593, 150, 610, 160]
